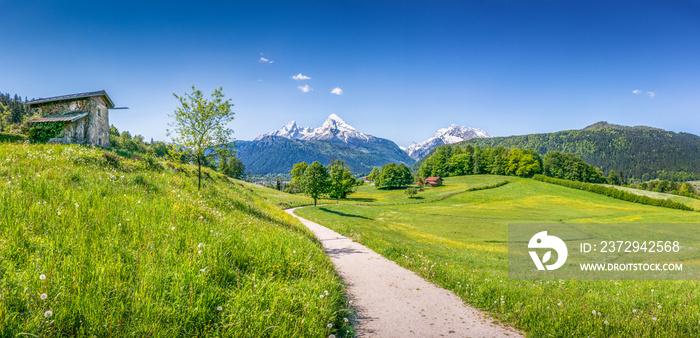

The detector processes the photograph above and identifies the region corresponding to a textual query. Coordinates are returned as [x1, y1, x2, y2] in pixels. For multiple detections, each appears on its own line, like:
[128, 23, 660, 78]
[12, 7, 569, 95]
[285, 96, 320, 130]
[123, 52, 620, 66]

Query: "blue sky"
[2, 0, 699, 146]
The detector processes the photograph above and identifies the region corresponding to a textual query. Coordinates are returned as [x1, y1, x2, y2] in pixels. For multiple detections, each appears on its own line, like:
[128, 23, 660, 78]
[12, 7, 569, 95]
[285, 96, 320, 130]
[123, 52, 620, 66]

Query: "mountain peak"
[404, 124, 491, 160]
[256, 114, 370, 143]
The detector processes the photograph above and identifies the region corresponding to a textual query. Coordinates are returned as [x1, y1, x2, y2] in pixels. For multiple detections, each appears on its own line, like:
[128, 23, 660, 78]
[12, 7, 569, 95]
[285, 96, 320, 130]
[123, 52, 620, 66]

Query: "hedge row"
[0, 133, 27, 143]
[533, 174, 694, 211]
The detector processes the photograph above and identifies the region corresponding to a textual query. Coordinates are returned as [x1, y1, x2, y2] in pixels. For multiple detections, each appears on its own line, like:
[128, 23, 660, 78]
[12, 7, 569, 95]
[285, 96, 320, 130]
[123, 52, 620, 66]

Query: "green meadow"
[296, 175, 700, 337]
[0, 143, 351, 337]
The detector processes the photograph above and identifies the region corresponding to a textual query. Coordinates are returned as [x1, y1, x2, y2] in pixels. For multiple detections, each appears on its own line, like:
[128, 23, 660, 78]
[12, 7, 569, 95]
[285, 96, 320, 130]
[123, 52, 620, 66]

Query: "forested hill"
[415, 122, 700, 181]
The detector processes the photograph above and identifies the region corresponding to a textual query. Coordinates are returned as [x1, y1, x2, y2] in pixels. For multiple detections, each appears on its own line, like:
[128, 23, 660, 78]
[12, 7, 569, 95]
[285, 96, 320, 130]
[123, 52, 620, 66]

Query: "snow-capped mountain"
[403, 124, 491, 160]
[254, 121, 314, 140]
[256, 114, 371, 144]
[244, 114, 415, 174]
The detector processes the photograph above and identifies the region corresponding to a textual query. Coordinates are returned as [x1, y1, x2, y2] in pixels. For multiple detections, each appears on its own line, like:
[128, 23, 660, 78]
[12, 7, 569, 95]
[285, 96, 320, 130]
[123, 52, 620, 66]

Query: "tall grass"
[0, 143, 352, 337]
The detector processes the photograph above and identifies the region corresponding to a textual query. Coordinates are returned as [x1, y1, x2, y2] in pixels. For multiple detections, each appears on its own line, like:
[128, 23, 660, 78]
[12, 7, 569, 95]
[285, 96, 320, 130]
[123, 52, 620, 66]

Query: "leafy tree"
[299, 161, 330, 206]
[168, 86, 235, 190]
[290, 162, 308, 187]
[405, 187, 418, 198]
[607, 170, 621, 186]
[225, 156, 246, 179]
[328, 159, 356, 199]
[375, 163, 413, 189]
[367, 167, 380, 182]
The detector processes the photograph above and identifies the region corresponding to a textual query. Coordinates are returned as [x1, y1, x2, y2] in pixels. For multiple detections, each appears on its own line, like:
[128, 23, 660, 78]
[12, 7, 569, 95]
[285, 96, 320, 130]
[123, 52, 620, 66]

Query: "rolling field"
[296, 175, 700, 337]
[346, 175, 508, 205]
[0, 143, 351, 337]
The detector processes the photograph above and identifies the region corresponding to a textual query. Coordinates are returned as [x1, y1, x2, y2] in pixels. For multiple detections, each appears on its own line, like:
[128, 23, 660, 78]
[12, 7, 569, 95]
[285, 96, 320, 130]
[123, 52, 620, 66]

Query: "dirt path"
[286, 207, 523, 338]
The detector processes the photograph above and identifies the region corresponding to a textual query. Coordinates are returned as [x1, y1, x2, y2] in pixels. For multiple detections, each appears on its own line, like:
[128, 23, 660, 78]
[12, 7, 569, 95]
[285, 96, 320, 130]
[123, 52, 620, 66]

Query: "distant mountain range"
[237, 114, 416, 175]
[401, 124, 490, 160]
[412, 121, 700, 180]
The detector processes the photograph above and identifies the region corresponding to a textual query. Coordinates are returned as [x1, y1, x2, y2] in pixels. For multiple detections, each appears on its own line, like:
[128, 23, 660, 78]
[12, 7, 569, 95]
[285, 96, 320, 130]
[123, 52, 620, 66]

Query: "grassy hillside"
[413, 122, 700, 180]
[0, 143, 351, 337]
[296, 175, 700, 337]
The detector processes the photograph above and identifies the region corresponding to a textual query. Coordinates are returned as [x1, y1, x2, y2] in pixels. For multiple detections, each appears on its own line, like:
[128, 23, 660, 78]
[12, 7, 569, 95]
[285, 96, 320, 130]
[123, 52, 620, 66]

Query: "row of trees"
[419, 144, 634, 185]
[419, 145, 542, 179]
[290, 159, 361, 206]
[0, 92, 31, 132]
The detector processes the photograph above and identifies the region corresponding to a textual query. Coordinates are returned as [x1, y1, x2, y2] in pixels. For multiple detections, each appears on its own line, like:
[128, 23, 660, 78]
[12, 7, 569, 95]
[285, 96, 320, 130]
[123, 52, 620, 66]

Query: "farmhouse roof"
[28, 112, 89, 123]
[426, 176, 442, 181]
[26, 90, 115, 109]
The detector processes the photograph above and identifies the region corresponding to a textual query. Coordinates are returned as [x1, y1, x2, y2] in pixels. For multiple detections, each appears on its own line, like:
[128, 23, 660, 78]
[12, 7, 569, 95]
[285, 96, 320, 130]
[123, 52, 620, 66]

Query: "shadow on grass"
[318, 207, 373, 220]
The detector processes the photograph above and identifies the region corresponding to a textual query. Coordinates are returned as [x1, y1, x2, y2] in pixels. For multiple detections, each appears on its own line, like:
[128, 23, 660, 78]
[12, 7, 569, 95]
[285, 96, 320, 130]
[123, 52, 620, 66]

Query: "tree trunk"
[197, 156, 202, 190]
[314, 198, 317, 207]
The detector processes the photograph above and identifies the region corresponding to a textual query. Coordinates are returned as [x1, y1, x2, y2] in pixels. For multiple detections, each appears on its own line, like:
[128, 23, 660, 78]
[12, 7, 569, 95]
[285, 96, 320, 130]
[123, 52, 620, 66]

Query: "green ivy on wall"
[27, 121, 66, 143]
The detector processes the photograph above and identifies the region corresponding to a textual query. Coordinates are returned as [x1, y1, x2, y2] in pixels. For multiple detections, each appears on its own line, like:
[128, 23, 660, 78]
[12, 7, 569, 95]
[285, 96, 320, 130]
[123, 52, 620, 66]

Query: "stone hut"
[26, 90, 115, 147]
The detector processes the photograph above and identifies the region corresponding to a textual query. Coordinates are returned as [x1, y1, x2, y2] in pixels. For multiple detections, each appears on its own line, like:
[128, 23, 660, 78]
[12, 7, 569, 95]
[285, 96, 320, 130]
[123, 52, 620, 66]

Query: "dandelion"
[324, 290, 329, 296]
[652, 317, 657, 321]
[658, 305, 662, 309]
[592, 310, 596, 315]
[344, 318, 348, 323]
[39, 274, 46, 280]
[137, 200, 141, 204]
[198, 243, 205, 248]
[651, 289, 654, 293]
[57, 211, 61, 215]
[171, 227, 175, 231]
[199, 216, 203, 219]
[75, 203, 79, 208]
[604, 320, 609, 325]
[217, 306, 223, 311]
[329, 335, 336, 338]
[44, 310, 53, 318]
[198, 250, 202, 255]
[327, 323, 332, 328]
[40, 293, 48, 300]
[598, 312, 601, 316]
[320, 295, 324, 299]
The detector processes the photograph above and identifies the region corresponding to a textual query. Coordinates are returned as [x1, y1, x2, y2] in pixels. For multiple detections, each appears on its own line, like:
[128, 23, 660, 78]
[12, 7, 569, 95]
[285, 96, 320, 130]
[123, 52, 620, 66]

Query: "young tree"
[328, 159, 356, 199]
[218, 155, 229, 174]
[300, 161, 330, 206]
[404, 187, 418, 198]
[168, 86, 235, 190]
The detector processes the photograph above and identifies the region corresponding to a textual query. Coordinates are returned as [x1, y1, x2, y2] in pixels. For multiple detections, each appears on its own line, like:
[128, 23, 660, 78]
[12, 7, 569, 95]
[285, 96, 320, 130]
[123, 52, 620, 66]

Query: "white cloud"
[632, 89, 641, 94]
[330, 87, 343, 95]
[647, 91, 656, 98]
[292, 73, 311, 80]
[298, 84, 312, 93]
[258, 57, 273, 63]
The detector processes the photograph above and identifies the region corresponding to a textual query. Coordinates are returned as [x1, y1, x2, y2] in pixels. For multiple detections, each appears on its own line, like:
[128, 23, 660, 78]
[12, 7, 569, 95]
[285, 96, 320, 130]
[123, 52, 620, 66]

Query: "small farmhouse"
[25, 90, 115, 147]
[425, 176, 443, 187]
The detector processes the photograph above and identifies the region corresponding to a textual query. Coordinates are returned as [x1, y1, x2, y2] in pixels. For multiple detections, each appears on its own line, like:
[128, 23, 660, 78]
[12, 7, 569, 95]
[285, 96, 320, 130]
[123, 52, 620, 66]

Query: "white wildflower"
[171, 227, 175, 231]
[604, 320, 609, 325]
[40, 293, 48, 300]
[44, 310, 53, 318]
[217, 306, 223, 311]
[39, 274, 46, 280]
